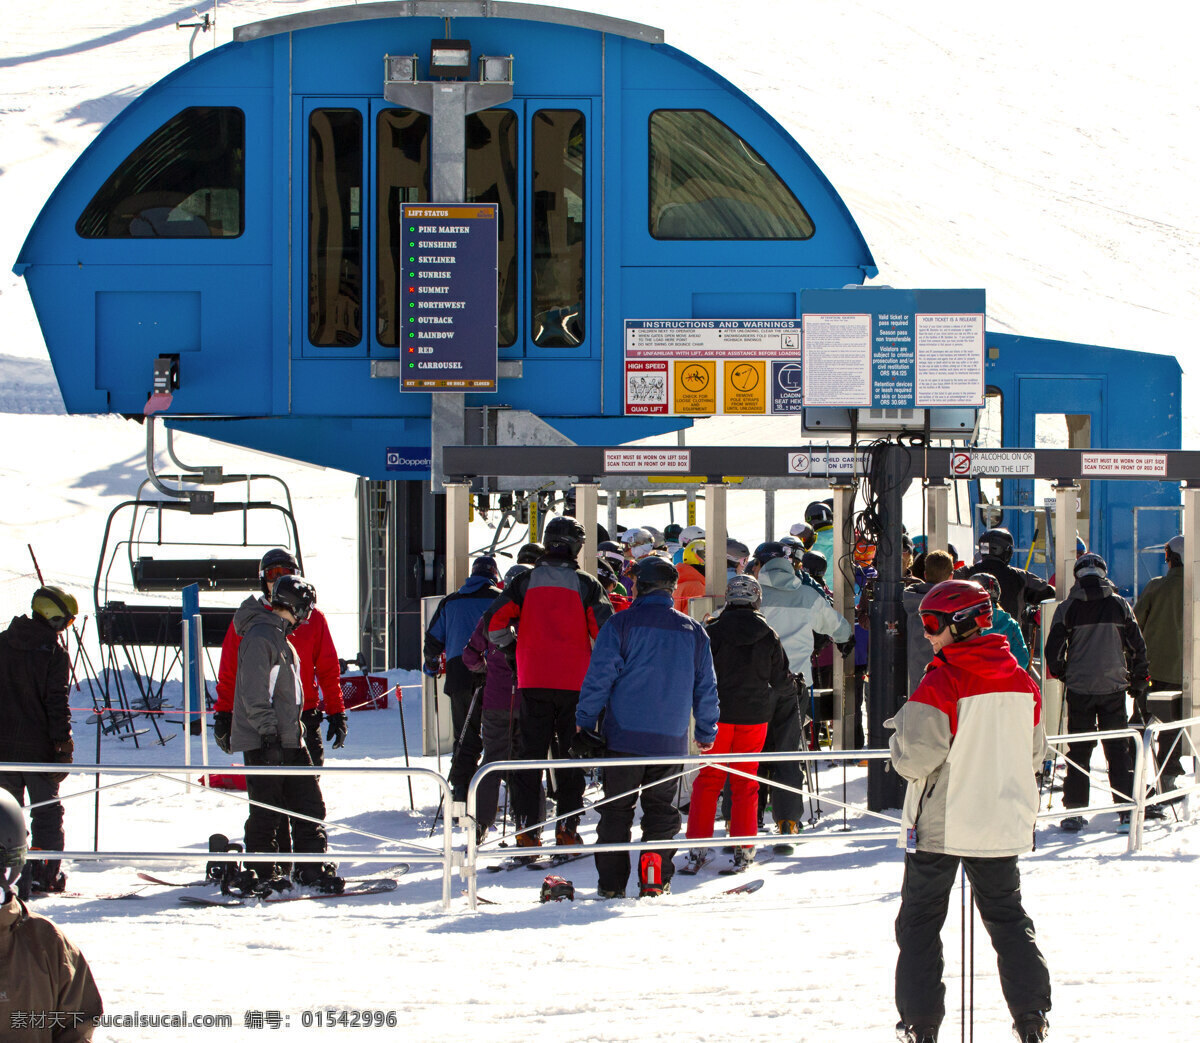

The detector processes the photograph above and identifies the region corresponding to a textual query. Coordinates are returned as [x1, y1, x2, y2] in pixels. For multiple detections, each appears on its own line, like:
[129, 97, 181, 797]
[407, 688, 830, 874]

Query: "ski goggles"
[263, 564, 298, 587]
[920, 611, 951, 636]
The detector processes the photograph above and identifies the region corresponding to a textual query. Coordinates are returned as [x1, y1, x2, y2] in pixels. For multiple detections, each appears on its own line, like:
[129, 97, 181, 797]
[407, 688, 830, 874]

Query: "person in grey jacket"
[750, 543, 852, 838]
[1135, 534, 1185, 788]
[232, 575, 341, 894]
[1044, 553, 1149, 832]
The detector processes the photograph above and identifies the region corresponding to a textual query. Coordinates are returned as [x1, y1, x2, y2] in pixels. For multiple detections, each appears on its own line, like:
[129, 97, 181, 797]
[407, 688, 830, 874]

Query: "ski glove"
[259, 733, 283, 766]
[422, 652, 445, 677]
[326, 712, 348, 750]
[213, 711, 233, 754]
[836, 638, 856, 658]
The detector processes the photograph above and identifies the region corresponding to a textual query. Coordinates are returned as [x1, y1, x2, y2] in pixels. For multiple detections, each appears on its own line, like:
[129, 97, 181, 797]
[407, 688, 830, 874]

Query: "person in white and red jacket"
[888, 579, 1051, 1043]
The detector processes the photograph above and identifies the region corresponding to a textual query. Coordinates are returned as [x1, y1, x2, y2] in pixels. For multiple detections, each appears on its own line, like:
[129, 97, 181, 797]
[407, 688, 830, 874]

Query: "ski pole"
[428, 684, 482, 838]
[396, 684, 415, 811]
[968, 880, 975, 1043]
[960, 866, 966, 1043]
[432, 672, 443, 775]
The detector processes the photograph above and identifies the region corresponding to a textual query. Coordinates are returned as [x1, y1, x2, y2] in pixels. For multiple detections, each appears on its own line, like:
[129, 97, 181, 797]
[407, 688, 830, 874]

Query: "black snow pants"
[274, 709, 329, 859]
[475, 706, 523, 833]
[895, 852, 1051, 1033]
[244, 745, 327, 877]
[594, 758, 682, 895]
[510, 687, 584, 834]
[755, 685, 805, 825]
[0, 771, 65, 885]
[448, 684, 485, 802]
[1062, 688, 1132, 809]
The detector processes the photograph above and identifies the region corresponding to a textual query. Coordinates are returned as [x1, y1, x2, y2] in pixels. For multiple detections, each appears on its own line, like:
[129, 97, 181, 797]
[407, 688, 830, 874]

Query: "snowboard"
[178, 878, 399, 907]
[140, 864, 409, 889]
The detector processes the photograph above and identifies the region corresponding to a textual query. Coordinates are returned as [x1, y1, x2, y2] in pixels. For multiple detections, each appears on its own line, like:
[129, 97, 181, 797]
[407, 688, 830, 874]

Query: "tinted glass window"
[76, 107, 244, 238]
[649, 110, 813, 240]
[377, 109, 517, 348]
[466, 110, 518, 347]
[308, 109, 363, 347]
[376, 109, 430, 347]
[532, 110, 585, 347]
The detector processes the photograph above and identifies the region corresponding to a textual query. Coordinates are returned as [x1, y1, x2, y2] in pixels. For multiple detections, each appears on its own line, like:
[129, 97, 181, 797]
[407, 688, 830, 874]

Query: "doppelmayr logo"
[386, 447, 432, 471]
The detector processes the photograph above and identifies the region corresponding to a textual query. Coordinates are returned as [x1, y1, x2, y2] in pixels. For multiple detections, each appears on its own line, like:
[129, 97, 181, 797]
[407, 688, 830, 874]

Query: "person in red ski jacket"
[484, 517, 612, 850]
[888, 579, 1051, 1043]
[214, 549, 347, 767]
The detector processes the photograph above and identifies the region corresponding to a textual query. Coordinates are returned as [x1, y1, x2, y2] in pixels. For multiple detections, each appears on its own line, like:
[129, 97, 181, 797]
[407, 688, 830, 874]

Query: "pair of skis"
[679, 849, 773, 876]
[484, 850, 590, 873]
[467, 876, 764, 905]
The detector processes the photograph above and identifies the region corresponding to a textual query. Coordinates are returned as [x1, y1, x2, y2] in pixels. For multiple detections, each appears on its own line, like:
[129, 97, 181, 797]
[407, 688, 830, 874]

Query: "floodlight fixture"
[430, 39, 471, 79]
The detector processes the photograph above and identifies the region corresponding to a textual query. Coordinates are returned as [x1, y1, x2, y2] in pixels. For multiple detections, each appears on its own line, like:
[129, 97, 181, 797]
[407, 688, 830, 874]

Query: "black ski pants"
[274, 709, 330, 858]
[0, 771, 65, 885]
[755, 686, 805, 825]
[594, 758, 681, 895]
[895, 852, 1051, 1032]
[511, 688, 584, 834]
[244, 745, 327, 877]
[475, 706, 523, 833]
[448, 684, 485, 802]
[1062, 688, 1132, 809]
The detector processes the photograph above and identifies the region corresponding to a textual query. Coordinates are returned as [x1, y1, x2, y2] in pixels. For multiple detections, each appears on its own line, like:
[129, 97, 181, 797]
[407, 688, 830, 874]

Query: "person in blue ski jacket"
[975, 571, 1030, 669]
[576, 556, 719, 898]
[423, 556, 503, 800]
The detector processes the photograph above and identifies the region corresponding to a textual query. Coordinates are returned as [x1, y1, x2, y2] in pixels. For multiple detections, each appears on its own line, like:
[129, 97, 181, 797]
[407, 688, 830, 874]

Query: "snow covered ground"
[2, 1, 1200, 1040]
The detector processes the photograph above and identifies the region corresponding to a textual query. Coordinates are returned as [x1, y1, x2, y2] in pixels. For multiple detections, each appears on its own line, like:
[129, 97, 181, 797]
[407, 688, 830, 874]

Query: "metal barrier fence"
[463, 747, 902, 910]
[5, 762, 457, 910]
[8, 719, 1196, 913]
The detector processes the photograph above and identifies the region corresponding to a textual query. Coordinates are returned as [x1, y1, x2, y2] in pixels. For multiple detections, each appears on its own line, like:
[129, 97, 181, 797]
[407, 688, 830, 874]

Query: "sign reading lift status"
[400, 204, 498, 391]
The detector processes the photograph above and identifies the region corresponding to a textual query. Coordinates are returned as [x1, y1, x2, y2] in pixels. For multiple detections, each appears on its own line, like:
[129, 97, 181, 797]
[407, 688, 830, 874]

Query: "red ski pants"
[685, 721, 768, 840]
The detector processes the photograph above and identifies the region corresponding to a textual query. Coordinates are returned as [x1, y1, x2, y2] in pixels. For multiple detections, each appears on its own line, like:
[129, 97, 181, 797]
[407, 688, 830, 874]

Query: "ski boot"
[1116, 811, 1131, 835]
[680, 848, 710, 875]
[294, 862, 344, 894]
[637, 852, 669, 897]
[731, 845, 756, 871]
[773, 818, 801, 855]
[1059, 815, 1085, 833]
[207, 834, 244, 891]
[555, 817, 584, 847]
[539, 874, 575, 902]
[229, 868, 293, 898]
[32, 858, 66, 894]
[514, 826, 542, 864]
[1012, 1012, 1048, 1041]
[896, 1023, 938, 1043]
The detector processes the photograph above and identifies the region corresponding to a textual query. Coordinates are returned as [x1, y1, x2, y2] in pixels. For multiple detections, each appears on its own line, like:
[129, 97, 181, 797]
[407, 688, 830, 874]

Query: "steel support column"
[867, 444, 911, 811]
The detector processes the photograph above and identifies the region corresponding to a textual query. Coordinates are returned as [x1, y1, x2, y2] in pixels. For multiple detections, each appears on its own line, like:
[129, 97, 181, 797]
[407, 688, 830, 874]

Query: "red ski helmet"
[918, 579, 992, 641]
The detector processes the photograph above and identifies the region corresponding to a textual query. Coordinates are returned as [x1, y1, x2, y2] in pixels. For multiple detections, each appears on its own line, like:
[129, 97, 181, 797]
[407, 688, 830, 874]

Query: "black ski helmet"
[270, 574, 317, 627]
[503, 563, 532, 587]
[31, 585, 78, 632]
[752, 541, 789, 567]
[0, 788, 28, 893]
[1073, 552, 1108, 579]
[804, 501, 834, 529]
[471, 556, 502, 584]
[259, 547, 299, 596]
[801, 550, 828, 581]
[595, 561, 618, 589]
[977, 528, 1014, 564]
[544, 517, 586, 558]
[517, 542, 545, 565]
[633, 556, 678, 595]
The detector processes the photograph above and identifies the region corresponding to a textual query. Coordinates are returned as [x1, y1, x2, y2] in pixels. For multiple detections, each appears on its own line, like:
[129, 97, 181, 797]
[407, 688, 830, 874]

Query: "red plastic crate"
[336, 674, 390, 712]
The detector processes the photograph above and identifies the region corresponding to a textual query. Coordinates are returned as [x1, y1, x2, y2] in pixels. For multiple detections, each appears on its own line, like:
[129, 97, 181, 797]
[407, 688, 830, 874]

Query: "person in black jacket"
[958, 528, 1054, 644]
[0, 586, 78, 896]
[682, 575, 794, 872]
[1044, 553, 1149, 832]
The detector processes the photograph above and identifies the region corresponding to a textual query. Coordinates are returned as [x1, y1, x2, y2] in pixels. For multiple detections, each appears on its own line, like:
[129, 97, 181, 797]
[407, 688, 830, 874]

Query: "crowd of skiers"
[0, 503, 1189, 1043]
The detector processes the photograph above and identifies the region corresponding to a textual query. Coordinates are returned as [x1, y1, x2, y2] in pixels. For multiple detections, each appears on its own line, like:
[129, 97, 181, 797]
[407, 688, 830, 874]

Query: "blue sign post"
[400, 204, 498, 391]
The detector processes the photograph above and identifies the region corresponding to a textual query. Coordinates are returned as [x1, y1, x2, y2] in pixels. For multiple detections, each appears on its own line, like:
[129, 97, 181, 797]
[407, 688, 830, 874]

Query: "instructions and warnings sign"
[624, 320, 801, 416]
[622, 294, 983, 417]
[788, 451, 868, 475]
[400, 204, 498, 391]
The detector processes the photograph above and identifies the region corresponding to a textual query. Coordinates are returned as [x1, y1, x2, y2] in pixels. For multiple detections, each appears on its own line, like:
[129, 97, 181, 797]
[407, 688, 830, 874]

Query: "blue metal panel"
[15, 7, 880, 470]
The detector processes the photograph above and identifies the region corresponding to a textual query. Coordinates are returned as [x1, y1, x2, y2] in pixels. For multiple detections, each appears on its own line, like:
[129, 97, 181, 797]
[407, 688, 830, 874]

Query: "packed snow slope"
[1, 3, 1199, 1041]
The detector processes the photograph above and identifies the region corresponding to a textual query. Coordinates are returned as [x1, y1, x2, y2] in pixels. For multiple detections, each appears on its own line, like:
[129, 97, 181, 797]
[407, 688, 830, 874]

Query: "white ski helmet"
[679, 525, 705, 546]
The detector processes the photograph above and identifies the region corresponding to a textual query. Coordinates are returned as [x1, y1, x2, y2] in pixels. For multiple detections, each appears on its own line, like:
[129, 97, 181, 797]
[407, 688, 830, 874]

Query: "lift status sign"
[800, 288, 985, 409]
[400, 204, 498, 391]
